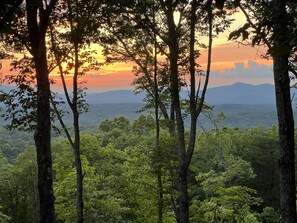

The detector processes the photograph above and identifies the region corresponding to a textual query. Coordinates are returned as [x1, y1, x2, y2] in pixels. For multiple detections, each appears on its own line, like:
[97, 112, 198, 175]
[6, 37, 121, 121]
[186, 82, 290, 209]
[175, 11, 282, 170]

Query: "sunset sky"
[0, 12, 274, 93]
[75, 11, 274, 92]
[79, 42, 272, 92]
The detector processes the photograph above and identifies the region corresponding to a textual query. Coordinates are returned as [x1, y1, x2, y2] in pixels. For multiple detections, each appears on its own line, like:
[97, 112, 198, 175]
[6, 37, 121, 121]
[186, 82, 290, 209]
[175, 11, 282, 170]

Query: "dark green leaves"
[228, 23, 250, 41]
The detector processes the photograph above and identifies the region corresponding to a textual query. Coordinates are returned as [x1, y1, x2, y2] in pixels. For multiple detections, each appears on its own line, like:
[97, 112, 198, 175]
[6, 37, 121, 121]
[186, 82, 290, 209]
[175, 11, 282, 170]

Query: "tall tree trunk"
[167, 10, 188, 223]
[272, 1, 296, 222]
[168, 40, 189, 223]
[274, 56, 296, 223]
[26, 0, 57, 221]
[169, 45, 189, 223]
[34, 39, 56, 223]
[186, 0, 212, 168]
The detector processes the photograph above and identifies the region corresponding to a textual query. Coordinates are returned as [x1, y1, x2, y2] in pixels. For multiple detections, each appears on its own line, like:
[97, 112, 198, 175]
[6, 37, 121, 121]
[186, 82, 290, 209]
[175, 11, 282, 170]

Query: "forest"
[0, 120, 283, 222]
[0, 0, 296, 223]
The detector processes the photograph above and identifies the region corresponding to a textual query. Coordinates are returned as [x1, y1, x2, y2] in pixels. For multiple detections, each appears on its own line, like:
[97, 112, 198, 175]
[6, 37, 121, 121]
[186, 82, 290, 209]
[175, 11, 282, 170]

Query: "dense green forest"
[0, 115, 282, 222]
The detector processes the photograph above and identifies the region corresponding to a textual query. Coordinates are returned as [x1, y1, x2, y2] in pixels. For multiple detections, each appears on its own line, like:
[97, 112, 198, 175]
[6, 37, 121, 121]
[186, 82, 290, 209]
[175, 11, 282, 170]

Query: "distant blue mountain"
[85, 82, 280, 105]
[2, 82, 297, 128]
[2, 82, 295, 105]
[86, 90, 145, 104]
[204, 82, 276, 105]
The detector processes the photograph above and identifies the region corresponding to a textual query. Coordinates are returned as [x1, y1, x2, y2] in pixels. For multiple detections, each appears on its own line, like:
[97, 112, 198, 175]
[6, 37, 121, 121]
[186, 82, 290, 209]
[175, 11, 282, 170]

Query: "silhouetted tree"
[229, 1, 297, 222]
[0, 0, 58, 222]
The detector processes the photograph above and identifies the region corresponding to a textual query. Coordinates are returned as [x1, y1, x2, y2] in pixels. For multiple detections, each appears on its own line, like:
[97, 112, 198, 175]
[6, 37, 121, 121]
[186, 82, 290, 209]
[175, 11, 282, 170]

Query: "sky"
[77, 11, 274, 92]
[78, 43, 273, 92]
[79, 38, 273, 92]
[0, 12, 274, 93]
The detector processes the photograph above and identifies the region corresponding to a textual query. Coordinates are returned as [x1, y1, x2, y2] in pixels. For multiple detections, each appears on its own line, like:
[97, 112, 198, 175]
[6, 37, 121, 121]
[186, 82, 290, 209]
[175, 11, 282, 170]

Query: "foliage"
[0, 126, 33, 163]
[0, 65, 65, 132]
[189, 126, 282, 222]
[258, 207, 279, 223]
[0, 115, 287, 222]
[192, 186, 261, 223]
[0, 146, 38, 223]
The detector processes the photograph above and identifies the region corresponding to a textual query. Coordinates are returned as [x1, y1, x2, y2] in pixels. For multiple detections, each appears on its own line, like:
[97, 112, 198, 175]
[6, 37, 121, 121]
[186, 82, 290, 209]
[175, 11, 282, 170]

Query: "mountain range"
[2, 82, 297, 129]
[85, 82, 279, 105]
[0, 82, 283, 105]
[81, 82, 297, 129]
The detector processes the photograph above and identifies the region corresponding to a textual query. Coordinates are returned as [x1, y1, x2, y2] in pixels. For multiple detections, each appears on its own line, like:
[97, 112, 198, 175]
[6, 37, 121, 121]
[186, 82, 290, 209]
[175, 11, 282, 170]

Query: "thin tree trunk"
[177, 2, 199, 221]
[157, 171, 164, 223]
[186, 0, 212, 167]
[186, 0, 199, 167]
[153, 9, 164, 223]
[73, 39, 84, 223]
[153, 5, 164, 220]
[272, 0, 296, 222]
[73, 113, 83, 223]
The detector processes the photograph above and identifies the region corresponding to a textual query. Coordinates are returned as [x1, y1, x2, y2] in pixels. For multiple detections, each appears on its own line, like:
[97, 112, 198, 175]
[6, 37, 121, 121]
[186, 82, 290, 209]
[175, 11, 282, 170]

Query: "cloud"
[211, 60, 273, 79]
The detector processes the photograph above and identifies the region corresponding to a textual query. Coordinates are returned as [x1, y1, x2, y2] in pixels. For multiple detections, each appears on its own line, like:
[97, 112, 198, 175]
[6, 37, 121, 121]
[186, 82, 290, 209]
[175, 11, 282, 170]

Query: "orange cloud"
[1, 41, 274, 92]
[77, 43, 273, 91]
[199, 43, 271, 71]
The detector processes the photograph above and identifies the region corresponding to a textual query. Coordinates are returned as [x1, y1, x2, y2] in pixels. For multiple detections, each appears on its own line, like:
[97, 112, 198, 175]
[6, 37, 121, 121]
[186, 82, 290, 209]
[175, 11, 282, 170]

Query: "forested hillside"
[0, 116, 281, 222]
[77, 103, 293, 129]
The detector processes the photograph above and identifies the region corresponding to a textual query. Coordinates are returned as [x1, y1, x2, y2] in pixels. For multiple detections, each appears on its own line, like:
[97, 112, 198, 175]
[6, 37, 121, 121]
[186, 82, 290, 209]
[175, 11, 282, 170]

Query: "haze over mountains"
[85, 82, 278, 105]
[2, 82, 297, 129]
[0, 82, 279, 105]
[81, 82, 297, 129]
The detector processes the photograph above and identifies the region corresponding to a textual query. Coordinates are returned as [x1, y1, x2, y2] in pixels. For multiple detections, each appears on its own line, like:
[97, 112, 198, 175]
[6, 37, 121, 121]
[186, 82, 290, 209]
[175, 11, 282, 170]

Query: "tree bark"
[34, 52, 56, 222]
[274, 57, 296, 223]
[272, 0, 296, 222]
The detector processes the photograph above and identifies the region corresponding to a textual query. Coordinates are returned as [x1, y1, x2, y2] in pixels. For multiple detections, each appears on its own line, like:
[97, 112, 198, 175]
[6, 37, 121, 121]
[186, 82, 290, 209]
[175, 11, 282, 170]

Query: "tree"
[48, 0, 101, 222]
[1, 0, 102, 221]
[100, 1, 232, 222]
[21, 1, 57, 222]
[52, 137, 102, 223]
[0, 0, 59, 221]
[143, 1, 221, 222]
[229, 1, 297, 222]
[232, 127, 280, 210]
